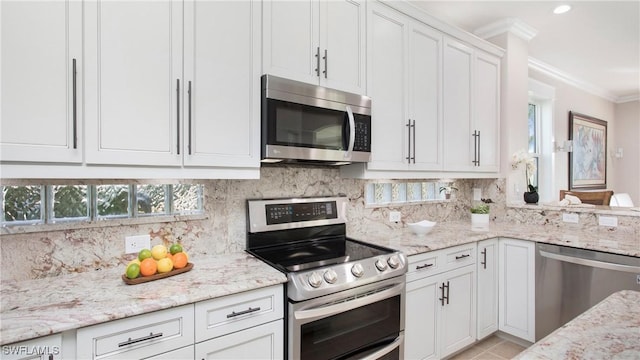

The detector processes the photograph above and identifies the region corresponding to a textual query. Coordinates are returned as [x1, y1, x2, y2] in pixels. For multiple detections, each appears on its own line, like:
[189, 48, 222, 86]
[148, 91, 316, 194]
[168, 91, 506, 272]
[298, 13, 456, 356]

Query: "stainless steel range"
[246, 196, 407, 360]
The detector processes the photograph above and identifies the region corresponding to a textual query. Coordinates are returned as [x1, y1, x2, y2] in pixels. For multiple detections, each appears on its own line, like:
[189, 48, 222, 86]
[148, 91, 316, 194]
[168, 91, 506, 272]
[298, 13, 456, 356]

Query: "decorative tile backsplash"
[1, 166, 637, 281]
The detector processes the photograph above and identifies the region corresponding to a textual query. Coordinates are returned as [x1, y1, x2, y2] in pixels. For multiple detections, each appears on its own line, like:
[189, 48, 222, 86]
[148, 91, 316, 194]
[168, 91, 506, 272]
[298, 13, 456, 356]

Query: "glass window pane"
[2, 185, 43, 223]
[137, 184, 166, 215]
[528, 103, 537, 153]
[52, 185, 88, 220]
[173, 184, 203, 214]
[97, 185, 129, 218]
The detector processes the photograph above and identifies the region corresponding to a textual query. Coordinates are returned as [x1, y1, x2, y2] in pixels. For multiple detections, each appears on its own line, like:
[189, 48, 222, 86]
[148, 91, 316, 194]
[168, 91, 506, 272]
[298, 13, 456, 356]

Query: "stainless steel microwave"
[261, 75, 371, 165]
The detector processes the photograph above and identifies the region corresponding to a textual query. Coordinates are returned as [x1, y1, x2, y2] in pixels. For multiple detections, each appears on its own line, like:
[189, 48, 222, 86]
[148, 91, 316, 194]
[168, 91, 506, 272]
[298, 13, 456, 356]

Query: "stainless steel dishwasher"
[535, 243, 640, 341]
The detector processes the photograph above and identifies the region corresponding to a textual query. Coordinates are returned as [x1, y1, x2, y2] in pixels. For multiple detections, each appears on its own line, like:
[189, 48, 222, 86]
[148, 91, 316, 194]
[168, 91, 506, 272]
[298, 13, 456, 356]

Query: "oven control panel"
[266, 201, 337, 225]
[287, 253, 407, 301]
[248, 196, 348, 233]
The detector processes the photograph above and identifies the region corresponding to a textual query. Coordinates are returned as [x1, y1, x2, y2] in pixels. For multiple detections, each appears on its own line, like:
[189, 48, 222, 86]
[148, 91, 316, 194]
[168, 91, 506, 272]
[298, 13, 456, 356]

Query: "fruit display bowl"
[122, 262, 194, 285]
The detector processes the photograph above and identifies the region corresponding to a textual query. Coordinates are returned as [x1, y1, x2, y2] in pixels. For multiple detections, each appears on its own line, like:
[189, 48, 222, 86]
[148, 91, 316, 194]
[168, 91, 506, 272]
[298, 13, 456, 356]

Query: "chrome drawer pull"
[227, 306, 261, 318]
[118, 332, 163, 347]
[455, 254, 470, 260]
[415, 263, 433, 270]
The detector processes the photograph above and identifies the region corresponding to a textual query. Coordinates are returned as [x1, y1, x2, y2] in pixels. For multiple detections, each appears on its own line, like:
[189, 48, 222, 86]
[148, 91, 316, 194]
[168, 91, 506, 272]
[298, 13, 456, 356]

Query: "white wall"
[528, 68, 617, 200]
[612, 100, 640, 205]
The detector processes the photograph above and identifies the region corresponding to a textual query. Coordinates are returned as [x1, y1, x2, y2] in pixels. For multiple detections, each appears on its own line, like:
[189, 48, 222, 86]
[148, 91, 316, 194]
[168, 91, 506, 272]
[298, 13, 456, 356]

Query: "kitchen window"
[365, 180, 456, 206]
[1, 183, 204, 227]
[528, 78, 555, 203]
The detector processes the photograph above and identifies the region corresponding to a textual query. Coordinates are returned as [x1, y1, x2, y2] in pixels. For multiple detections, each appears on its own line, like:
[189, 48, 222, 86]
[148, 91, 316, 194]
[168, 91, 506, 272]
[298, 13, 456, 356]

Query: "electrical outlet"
[125, 235, 151, 254]
[562, 213, 579, 224]
[473, 188, 482, 201]
[598, 215, 618, 227]
[389, 211, 401, 223]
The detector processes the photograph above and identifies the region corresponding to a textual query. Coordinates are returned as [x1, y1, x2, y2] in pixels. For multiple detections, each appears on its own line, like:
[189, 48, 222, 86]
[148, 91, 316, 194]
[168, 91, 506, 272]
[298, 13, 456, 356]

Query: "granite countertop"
[514, 290, 640, 359]
[350, 221, 640, 258]
[0, 252, 287, 346]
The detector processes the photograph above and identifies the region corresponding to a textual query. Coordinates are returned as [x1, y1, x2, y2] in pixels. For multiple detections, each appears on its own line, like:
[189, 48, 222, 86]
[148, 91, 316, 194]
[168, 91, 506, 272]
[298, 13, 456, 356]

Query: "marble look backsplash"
[1, 166, 637, 281]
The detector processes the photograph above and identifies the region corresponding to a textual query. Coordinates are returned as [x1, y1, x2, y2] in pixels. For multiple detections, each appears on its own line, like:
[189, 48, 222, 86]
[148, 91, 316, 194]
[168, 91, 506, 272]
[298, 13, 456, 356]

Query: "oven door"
[289, 276, 405, 360]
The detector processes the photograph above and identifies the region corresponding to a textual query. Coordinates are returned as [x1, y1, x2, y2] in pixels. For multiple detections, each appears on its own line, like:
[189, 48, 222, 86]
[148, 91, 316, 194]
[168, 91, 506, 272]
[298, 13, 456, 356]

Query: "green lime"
[138, 249, 152, 262]
[126, 263, 141, 279]
[169, 243, 183, 255]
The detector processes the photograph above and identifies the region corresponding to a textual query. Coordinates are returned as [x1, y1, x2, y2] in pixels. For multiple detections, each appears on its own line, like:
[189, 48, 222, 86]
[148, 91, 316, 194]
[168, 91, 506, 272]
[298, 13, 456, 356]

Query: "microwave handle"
[345, 105, 355, 158]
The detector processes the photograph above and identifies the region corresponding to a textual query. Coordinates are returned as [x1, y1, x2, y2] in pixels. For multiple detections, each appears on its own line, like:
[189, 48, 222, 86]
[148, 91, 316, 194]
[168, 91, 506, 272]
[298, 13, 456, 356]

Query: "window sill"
[507, 203, 640, 217]
[0, 213, 209, 235]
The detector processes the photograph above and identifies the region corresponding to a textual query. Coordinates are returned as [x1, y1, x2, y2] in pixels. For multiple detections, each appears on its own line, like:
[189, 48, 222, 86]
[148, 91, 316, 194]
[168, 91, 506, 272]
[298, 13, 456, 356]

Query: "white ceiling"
[409, 0, 640, 103]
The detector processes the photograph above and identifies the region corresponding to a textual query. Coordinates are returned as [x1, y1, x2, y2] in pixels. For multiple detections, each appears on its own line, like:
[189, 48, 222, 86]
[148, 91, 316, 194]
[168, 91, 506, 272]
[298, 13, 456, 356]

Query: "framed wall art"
[568, 111, 607, 189]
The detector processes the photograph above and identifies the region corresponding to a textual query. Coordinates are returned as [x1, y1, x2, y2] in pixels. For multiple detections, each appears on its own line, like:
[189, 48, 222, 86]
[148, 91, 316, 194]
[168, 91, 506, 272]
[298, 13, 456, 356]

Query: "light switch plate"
[125, 235, 151, 254]
[389, 211, 401, 223]
[473, 188, 482, 201]
[598, 215, 618, 227]
[562, 213, 579, 224]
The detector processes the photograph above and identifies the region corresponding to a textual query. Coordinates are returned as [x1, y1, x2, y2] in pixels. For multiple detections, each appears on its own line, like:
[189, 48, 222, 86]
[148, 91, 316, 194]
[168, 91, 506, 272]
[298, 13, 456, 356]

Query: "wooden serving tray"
[122, 262, 194, 285]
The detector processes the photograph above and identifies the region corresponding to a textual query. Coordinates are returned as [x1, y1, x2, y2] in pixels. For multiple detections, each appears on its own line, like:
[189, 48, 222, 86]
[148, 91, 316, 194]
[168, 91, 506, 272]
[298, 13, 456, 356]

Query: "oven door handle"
[358, 334, 404, 360]
[293, 282, 404, 322]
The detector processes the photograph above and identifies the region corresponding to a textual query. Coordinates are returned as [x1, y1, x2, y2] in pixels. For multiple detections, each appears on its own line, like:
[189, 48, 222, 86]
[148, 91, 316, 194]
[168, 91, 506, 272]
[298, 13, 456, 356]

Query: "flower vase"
[524, 191, 539, 204]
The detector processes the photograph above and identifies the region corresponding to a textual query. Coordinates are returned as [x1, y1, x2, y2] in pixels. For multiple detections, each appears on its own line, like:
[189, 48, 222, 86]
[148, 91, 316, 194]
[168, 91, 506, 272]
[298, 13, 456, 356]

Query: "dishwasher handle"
[539, 250, 640, 273]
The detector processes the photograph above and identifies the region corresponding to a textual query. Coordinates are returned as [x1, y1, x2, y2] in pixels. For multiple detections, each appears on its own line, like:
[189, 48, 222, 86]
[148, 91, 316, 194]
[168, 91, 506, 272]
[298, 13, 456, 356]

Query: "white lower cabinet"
[498, 238, 536, 342]
[405, 244, 477, 360]
[1, 334, 63, 360]
[76, 304, 195, 360]
[195, 320, 283, 360]
[145, 345, 194, 359]
[476, 238, 498, 340]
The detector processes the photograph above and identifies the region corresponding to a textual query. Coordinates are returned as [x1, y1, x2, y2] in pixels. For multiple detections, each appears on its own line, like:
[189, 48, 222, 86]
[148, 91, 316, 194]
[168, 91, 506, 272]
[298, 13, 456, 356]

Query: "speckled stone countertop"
[0, 252, 286, 345]
[350, 221, 640, 258]
[514, 290, 640, 359]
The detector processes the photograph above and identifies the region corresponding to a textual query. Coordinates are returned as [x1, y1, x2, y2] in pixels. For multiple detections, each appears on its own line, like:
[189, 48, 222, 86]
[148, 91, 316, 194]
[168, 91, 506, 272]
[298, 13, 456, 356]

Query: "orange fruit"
[165, 253, 174, 263]
[140, 258, 157, 276]
[173, 252, 188, 269]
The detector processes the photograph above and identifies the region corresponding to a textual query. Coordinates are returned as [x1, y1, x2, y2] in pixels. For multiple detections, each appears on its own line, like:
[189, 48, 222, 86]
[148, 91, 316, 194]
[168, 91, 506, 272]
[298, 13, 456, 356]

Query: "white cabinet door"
[499, 238, 536, 342]
[84, 0, 183, 166]
[442, 37, 474, 172]
[183, 0, 260, 168]
[365, 2, 408, 171]
[1, 334, 63, 360]
[262, 0, 318, 86]
[477, 239, 498, 340]
[474, 51, 500, 172]
[320, 0, 366, 94]
[195, 320, 284, 360]
[405, 275, 439, 360]
[145, 346, 193, 360]
[440, 264, 476, 358]
[0, 0, 82, 163]
[409, 21, 443, 171]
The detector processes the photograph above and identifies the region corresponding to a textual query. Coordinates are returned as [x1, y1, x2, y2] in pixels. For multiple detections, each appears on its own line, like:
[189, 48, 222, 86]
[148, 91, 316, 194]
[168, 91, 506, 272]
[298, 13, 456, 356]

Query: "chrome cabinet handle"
[477, 130, 481, 166]
[481, 248, 487, 269]
[415, 263, 433, 270]
[455, 254, 470, 260]
[176, 79, 180, 155]
[323, 49, 328, 78]
[445, 281, 450, 304]
[472, 130, 479, 166]
[188, 81, 192, 155]
[406, 119, 412, 163]
[439, 283, 445, 306]
[72, 58, 78, 149]
[118, 332, 163, 347]
[227, 306, 261, 318]
[411, 119, 416, 163]
[315, 47, 320, 77]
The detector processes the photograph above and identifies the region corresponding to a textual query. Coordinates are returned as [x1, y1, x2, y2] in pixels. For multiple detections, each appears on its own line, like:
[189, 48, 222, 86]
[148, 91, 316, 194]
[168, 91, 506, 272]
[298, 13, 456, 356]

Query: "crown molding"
[528, 57, 638, 104]
[474, 17, 538, 42]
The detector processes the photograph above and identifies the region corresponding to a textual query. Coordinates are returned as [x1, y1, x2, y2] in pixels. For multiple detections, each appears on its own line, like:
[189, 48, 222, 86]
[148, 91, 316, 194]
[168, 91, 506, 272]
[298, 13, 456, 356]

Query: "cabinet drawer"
[76, 304, 194, 360]
[406, 252, 439, 282]
[442, 243, 476, 271]
[195, 285, 284, 343]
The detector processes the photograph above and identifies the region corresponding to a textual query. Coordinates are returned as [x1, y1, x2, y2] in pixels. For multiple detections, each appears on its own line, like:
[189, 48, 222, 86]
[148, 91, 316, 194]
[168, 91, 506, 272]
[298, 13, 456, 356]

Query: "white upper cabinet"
[84, 0, 183, 166]
[0, 0, 83, 163]
[443, 37, 501, 173]
[183, 0, 261, 168]
[262, 0, 365, 94]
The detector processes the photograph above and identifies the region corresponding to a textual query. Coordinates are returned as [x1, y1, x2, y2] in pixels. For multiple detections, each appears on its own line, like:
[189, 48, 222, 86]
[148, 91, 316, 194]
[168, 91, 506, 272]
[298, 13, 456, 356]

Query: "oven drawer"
[407, 243, 477, 281]
[76, 304, 194, 360]
[195, 284, 284, 343]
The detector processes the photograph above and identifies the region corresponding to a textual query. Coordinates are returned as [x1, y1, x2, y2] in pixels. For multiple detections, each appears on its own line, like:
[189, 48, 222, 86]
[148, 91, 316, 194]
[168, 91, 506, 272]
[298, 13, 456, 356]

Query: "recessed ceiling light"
[553, 5, 572, 14]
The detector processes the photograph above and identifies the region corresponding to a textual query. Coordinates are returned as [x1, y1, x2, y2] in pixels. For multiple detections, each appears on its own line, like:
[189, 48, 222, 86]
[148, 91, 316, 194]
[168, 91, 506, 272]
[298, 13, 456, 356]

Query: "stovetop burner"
[246, 196, 407, 301]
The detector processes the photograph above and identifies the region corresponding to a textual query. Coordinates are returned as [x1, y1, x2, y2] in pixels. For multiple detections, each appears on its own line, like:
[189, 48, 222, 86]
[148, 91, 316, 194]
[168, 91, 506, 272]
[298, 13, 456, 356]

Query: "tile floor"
[446, 335, 528, 360]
